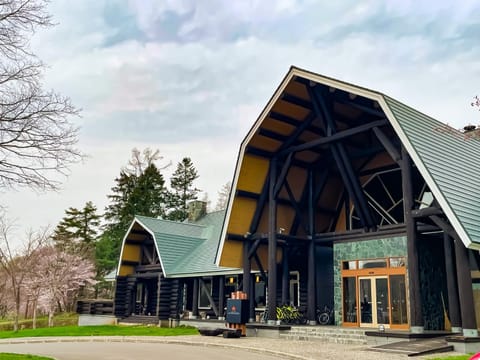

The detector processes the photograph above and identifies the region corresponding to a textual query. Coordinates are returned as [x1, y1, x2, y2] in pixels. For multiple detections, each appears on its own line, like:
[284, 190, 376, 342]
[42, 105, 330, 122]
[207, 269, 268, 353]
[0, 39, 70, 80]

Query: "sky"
[2, 0, 480, 240]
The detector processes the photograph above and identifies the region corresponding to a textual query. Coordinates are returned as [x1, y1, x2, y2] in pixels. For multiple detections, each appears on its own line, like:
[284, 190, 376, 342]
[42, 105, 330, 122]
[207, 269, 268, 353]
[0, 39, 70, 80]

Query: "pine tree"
[52, 201, 100, 261]
[98, 149, 169, 275]
[167, 157, 200, 221]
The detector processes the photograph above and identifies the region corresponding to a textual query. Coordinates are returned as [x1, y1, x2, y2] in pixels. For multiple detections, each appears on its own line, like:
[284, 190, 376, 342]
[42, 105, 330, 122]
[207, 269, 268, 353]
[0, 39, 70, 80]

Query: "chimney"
[187, 201, 207, 222]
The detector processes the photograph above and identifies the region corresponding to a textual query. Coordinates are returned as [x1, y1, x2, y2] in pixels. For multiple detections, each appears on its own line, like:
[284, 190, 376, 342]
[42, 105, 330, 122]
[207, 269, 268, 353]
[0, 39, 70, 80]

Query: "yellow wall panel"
[237, 154, 269, 193]
[284, 81, 310, 101]
[219, 239, 244, 268]
[122, 244, 141, 262]
[278, 166, 307, 201]
[272, 100, 310, 120]
[119, 265, 135, 276]
[227, 197, 257, 235]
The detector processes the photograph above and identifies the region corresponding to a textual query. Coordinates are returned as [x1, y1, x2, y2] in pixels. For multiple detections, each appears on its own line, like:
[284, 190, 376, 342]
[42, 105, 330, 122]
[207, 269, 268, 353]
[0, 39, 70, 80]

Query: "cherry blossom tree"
[26, 245, 96, 327]
[0, 217, 47, 331]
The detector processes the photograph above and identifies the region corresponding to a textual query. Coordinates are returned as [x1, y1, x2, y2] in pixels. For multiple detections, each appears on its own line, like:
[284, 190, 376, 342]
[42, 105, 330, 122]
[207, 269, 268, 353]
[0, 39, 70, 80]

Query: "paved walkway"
[0, 335, 463, 360]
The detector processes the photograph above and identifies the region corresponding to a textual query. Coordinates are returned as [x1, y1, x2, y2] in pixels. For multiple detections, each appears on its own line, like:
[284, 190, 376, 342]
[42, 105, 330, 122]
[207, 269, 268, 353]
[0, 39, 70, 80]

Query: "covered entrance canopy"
[215, 66, 480, 330]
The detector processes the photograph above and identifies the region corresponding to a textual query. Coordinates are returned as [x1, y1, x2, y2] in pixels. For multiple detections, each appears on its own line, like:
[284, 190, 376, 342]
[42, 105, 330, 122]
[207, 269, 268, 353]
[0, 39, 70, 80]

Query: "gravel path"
[0, 335, 463, 360]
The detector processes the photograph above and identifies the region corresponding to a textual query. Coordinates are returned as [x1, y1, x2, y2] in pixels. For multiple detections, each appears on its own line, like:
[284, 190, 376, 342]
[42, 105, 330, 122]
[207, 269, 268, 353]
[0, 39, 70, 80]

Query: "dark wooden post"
[218, 276, 225, 320]
[443, 233, 461, 332]
[267, 159, 278, 323]
[156, 273, 162, 317]
[307, 169, 317, 324]
[192, 278, 199, 319]
[454, 239, 478, 336]
[243, 237, 252, 321]
[249, 274, 256, 321]
[401, 147, 423, 333]
[281, 247, 289, 305]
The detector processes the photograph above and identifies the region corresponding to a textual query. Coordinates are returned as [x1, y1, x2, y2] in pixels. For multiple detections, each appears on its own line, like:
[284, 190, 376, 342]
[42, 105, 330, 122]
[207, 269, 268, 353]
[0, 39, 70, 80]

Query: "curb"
[0, 336, 309, 360]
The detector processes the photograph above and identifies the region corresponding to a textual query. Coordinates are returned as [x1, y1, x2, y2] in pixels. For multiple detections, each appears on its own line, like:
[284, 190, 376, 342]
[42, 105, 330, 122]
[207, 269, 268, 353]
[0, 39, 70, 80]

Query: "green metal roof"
[382, 95, 480, 248]
[135, 212, 240, 278]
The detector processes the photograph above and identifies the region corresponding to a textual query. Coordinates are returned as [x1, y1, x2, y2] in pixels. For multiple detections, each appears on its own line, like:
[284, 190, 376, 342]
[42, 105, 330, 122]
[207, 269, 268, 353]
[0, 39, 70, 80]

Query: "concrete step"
[119, 315, 159, 325]
[280, 326, 368, 345]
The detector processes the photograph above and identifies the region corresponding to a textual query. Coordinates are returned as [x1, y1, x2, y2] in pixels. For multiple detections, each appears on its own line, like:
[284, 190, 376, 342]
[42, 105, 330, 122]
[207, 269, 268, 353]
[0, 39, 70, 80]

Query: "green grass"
[0, 325, 198, 339]
[428, 355, 471, 360]
[0, 354, 54, 360]
[0, 314, 78, 331]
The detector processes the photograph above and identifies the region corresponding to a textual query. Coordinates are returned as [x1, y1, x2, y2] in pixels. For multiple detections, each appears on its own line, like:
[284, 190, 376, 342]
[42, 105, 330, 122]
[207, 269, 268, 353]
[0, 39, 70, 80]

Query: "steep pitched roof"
[216, 66, 480, 267]
[134, 211, 240, 278]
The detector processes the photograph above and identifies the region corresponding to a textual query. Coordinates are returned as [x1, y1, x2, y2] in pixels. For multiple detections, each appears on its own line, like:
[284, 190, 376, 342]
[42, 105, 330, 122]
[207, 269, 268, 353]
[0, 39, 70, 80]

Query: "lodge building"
[113, 66, 480, 337]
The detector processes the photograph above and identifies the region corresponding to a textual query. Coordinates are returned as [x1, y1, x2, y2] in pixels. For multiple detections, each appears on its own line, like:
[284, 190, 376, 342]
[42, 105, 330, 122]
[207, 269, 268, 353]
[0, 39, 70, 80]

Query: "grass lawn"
[0, 354, 54, 359]
[429, 356, 471, 360]
[0, 325, 198, 339]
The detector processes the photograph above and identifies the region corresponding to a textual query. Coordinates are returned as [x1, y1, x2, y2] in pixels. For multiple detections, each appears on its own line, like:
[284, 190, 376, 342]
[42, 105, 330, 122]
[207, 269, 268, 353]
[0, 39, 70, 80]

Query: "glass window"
[389, 257, 406, 267]
[199, 279, 212, 308]
[343, 277, 357, 323]
[342, 261, 357, 270]
[358, 259, 387, 269]
[390, 275, 408, 325]
[255, 279, 266, 308]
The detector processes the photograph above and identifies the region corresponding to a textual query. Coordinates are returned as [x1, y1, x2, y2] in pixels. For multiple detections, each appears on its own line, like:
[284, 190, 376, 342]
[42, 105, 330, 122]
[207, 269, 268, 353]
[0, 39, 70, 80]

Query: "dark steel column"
[401, 147, 423, 333]
[243, 238, 252, 321]
[281, 247, 289, 305]
[443, 233, 461, 332]
[267, 159, 278, 323]
[454, 239, 478, 336]
[307, 169, 316, 324]
[218, 276, 225, 320]
[192, 278, 199, 319]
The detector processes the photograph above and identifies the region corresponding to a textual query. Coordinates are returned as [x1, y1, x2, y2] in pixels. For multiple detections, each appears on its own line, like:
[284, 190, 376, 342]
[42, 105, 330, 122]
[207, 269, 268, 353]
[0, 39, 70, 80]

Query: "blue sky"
[3, 0, 480, 238]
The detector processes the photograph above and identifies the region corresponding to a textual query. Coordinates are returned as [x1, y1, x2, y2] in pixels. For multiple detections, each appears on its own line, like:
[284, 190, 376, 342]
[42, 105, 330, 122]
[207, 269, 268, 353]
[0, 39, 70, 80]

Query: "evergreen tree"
[167, 157, 200, 221]
[52, 201, 100, 261]
[98, 149, 169, 275]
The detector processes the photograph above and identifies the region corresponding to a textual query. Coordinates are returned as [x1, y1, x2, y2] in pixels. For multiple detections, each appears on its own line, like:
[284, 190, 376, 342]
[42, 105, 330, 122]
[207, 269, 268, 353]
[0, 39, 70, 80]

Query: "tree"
[0, 216, 47, 331]
[168, 157, 200, 221]
[0, 0, 81, 191]
[25, 245, 95, 327]
[98, 149, 169, 276]
[52, 201, 100, 261]
[215, 181, 231, 211]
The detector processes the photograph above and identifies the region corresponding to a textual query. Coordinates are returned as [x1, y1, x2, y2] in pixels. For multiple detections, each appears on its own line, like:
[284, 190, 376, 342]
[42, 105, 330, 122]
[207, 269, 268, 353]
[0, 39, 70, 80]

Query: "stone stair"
[280, 325, 368, 345]
[118, 315, 159, 325]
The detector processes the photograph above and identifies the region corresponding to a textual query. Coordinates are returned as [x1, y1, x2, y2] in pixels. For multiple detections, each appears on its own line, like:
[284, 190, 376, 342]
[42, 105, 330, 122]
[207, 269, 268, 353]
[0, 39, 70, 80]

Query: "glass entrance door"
[359, 277, 389, 327]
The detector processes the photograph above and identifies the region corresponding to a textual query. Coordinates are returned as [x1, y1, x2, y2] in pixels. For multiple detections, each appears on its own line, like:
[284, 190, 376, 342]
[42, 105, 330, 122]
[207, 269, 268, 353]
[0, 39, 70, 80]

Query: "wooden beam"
[269, 111, 323, 135]
[284, 179, 310, 234]
[199, 278, 219, 317]
[281, 93, 313, 110]
[429, 215, 458, 240]
[278, 112, 319, 152]
[310, 85, 375, 229]
[372, 126, 401, 164]
[273, 152, 293, 197]
[279, 119, 388, 156]
[267, 158, 278, 322]
[192, 278, 199, 317]
[401, 146, 423, 331]
[307, 169, 316, 323]
[443, 234, 461, 330]
[218, 276, 225, 319]
[412, 206, 443, 218]
[455, 239, 478, 335]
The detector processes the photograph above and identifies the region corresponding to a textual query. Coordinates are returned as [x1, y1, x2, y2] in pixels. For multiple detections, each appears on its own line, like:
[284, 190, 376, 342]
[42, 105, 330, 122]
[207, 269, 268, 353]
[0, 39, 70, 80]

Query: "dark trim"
[443, 233, 461, 329]
[412, 206, 443, 218]
[267, 158, 278, 321]
[281, 93, 313, 110]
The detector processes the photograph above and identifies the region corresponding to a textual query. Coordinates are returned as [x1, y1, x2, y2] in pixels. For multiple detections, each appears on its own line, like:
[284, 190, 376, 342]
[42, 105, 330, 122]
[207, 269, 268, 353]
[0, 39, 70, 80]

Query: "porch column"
[218, 276, 225, 320]
[267, 159, 278, 323]
[249, 274, 256, 321]
[192, 278, 199, 319]
[443, 233, 461, 332]
[126, 278, 136, 316]
[454, 239, 478, 337]
[281, 246, 289, 305]
[401, 147, 423, 333]
[243, 237, 253, 321]
[307, 169, 316, 325]
[156, 273, 162, 317]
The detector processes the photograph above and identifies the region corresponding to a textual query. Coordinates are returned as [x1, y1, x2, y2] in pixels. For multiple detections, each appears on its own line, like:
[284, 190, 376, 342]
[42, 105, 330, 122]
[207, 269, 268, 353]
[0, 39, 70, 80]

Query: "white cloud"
[3, 0, 480, 239]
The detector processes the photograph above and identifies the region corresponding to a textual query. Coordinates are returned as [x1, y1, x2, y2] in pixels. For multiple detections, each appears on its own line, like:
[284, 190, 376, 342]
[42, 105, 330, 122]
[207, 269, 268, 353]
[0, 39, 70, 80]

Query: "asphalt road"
[0, 342, 285, 360]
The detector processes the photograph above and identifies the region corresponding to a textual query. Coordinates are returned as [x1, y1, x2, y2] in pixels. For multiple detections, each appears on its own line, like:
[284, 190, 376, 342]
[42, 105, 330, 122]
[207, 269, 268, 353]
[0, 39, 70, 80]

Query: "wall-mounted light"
[255, 275, 261, 283]
[228, 277, 235, 284]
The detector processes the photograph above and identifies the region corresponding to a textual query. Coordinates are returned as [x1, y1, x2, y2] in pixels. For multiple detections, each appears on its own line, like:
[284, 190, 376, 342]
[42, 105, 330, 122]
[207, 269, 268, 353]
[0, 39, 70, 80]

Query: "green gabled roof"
[382, 96, 480, 248]
[135, 212, 240, 278]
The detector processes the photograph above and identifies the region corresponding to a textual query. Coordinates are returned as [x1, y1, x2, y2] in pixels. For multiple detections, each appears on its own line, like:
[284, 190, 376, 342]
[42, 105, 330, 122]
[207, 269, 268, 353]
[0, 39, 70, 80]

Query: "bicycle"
[317, 305, 334, 325]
